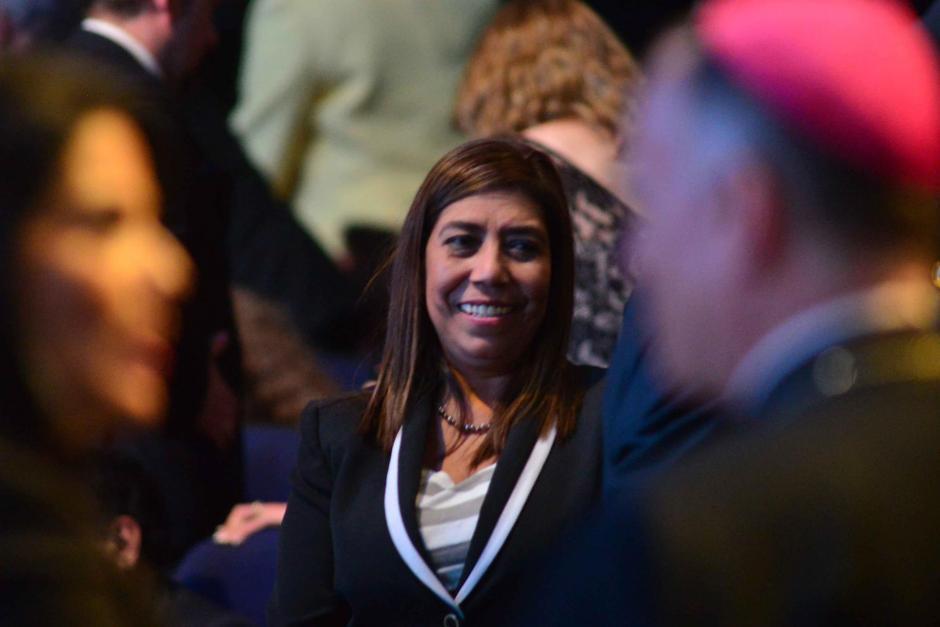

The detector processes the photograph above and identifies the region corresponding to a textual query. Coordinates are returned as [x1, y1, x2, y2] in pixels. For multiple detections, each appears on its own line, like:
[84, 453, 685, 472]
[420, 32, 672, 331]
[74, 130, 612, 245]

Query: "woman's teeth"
[459, 303, 513, 317]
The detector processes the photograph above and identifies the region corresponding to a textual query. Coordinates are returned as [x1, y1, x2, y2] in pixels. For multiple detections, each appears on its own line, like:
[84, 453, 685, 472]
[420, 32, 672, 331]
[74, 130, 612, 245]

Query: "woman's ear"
[105, 514, 143, 571]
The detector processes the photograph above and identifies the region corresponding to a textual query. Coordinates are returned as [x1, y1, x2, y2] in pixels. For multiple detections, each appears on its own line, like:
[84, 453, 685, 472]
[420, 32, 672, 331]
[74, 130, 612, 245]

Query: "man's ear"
[105, 515, 143, 571]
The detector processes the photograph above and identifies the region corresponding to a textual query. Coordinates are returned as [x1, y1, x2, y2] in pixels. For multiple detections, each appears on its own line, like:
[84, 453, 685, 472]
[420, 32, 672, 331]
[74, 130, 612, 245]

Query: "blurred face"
[425, 193, 551, 376]
[628, 39, 738, 392]
[16, 109, 193, 445]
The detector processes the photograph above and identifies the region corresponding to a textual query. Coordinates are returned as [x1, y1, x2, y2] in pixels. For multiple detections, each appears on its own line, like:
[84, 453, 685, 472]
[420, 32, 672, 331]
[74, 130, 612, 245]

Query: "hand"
[212, 501, 287, 545]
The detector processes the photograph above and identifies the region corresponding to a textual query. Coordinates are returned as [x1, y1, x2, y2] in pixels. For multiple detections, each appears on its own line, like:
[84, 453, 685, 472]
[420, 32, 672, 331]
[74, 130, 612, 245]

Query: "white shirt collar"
[725, 279, 939, 412]
[81, 18, 163, 78]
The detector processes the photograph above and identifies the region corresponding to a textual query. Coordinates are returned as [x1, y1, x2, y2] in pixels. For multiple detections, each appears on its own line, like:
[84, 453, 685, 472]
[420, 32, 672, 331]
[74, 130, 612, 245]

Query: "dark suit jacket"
[180, 83, 357, 348]
[66, 28, 244, 559]
[602, 296, 722, 493]
[641, 329, 940, 626]
[527, 329, 940, 626]
[270, 368, 605, 627]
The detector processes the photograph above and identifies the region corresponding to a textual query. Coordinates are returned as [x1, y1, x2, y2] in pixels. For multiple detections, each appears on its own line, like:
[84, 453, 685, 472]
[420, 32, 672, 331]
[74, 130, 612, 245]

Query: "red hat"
[696, 0, 940, 191]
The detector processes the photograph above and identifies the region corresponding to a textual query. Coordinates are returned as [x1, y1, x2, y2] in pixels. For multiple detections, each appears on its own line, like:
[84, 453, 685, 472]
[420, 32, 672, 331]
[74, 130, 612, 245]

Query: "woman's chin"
[448, 345, 527, 376]
[110, 371, 168, 428]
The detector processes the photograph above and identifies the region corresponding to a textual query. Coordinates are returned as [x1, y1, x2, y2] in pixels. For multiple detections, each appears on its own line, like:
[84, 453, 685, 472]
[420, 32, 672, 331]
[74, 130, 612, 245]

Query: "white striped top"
[416, 464, 496, 593]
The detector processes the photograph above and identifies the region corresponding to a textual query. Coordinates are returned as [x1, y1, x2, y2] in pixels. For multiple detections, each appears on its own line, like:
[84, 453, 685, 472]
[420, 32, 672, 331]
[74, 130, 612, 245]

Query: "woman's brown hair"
[455, 0, 641, 138]
[360, 138, 582, 463]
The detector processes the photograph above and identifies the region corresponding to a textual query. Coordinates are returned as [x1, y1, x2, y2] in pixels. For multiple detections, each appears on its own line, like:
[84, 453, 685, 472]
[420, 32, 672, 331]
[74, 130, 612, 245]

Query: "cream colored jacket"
[231, 0, 496, 258]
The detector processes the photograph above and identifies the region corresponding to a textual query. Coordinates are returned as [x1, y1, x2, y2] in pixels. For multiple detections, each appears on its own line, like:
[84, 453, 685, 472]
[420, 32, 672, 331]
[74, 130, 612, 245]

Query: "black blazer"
[67, 28, 244, 559]
[270, 368, 605, 627]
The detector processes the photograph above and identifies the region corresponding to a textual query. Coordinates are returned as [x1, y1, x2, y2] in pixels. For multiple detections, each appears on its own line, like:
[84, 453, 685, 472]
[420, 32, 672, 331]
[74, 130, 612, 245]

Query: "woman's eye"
[506, 238, 542, 260]
[444, 234, 479, 254]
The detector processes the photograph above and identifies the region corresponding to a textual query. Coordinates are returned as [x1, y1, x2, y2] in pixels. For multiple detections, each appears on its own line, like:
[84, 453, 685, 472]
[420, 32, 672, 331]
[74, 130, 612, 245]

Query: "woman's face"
[15, 109, 193, 443]
[425, 192, 551, 376]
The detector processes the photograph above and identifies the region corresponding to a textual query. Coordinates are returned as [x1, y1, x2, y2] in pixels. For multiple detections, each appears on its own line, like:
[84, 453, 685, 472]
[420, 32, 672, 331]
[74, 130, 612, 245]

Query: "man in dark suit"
[67, 0, 245, 560]
[521, 0, 940, 624]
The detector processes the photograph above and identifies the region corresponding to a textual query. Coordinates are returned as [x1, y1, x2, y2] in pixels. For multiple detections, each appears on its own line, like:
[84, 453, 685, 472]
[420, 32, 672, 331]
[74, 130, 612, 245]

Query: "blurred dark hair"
[91, 0, 195, 20]
[690, 57, 940, 259]
[91, 451, 172, 572]
[0, 53, 143, 450]
[0, 0, 89, 43]
[360, 138, 582, 465]
[89, 0, 149, 18]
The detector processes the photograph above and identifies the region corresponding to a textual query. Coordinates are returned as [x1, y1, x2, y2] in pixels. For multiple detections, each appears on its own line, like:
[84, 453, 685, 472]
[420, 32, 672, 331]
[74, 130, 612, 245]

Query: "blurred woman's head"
[363, 138, 582, 455]
[0, 55, 192, 453]
[456, 0, 641, 139]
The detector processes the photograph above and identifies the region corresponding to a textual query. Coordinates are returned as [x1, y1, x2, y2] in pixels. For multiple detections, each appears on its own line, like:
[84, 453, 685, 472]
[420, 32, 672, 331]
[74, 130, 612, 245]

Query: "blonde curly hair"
[455, 0, 641, 140]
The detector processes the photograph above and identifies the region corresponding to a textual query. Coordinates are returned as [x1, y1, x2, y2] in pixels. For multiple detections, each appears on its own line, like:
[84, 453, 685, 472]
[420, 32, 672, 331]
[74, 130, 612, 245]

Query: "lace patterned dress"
[523, 139, 638, 367]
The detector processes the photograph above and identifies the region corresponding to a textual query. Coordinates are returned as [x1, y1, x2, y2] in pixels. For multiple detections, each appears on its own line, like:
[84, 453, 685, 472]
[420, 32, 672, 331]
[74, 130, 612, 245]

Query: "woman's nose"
[469, 241, 508, 285]
[149, 227, 195, 302]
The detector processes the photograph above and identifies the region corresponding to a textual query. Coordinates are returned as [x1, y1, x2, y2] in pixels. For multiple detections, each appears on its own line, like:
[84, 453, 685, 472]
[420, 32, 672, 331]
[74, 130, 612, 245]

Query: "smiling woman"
[271, 138, 606, 626]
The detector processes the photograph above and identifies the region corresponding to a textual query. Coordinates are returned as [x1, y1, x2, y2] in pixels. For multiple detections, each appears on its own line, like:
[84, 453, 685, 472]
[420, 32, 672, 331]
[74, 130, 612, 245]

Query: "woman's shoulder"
[299, 391, 371, 446]
[574, 364, 606, 389]
[571, 363, 607, 428]
[570, 363, 606, 399]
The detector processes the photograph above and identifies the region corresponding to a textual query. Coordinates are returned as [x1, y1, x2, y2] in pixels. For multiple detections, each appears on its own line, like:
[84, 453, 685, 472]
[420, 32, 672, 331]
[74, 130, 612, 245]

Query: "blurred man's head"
[630, 0, 940, 397]
[88, 0, 217, 81]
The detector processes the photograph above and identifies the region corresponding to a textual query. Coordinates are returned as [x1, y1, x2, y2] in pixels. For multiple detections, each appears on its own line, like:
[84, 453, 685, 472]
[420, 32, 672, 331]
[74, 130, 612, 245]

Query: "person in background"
[270, 138, 605, 626]
[231, 0, 497, 266]
[456, 0, 642, 367]
[0, 52, 192, 626]
[68, 0, 247, 560]
[0, 0, 86, 51]
[523, 0, 940, 624]
[92, 452, 254, 627]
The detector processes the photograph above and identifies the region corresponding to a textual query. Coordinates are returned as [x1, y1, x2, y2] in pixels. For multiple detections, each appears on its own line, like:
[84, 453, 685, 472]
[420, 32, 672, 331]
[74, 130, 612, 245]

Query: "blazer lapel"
[383, 394, 558, 611]
[383, 394, 461, 613]
[396, 394, 434, 566]
[461, 416, 539, 578]
[455, 417, 557, 603]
